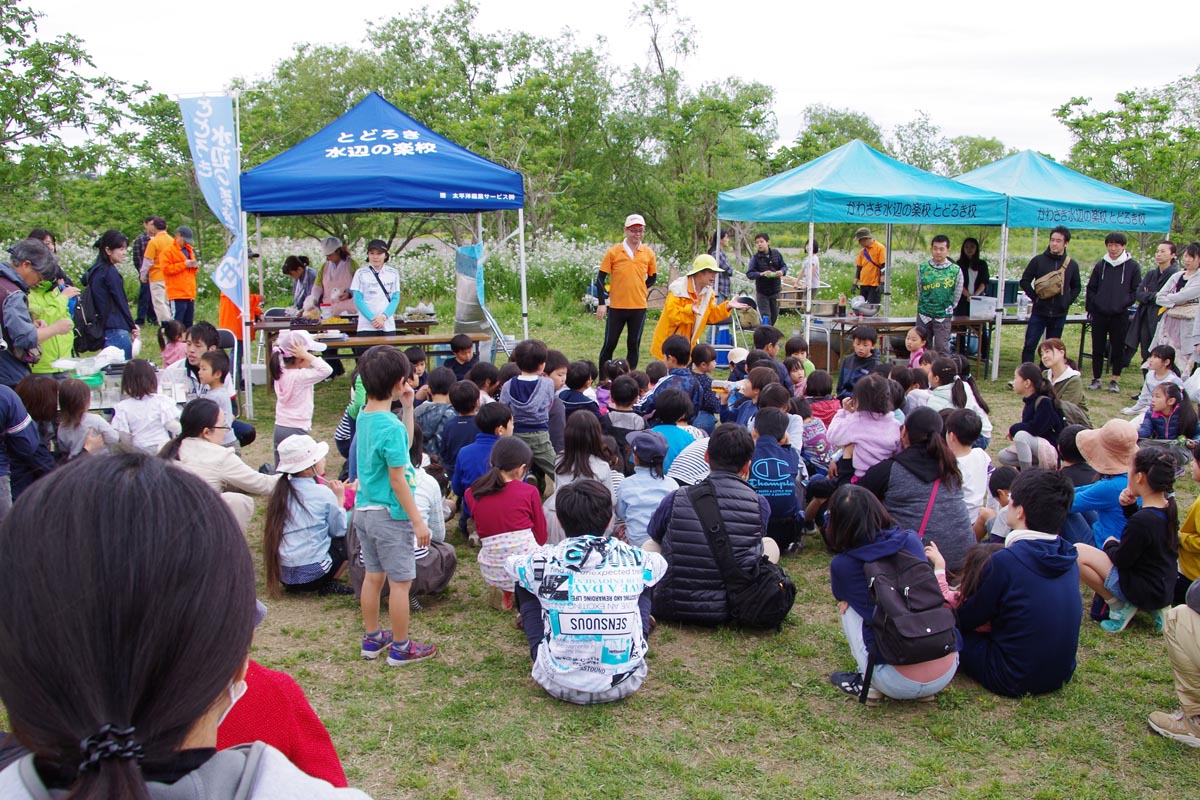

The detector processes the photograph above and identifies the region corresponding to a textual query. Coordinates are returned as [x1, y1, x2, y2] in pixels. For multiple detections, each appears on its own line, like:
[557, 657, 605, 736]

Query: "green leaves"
[1055, 70, 1200, 237]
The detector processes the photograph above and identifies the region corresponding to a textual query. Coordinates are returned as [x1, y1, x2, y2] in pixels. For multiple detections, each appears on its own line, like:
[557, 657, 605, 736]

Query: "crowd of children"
[12, 306, 1200, 748]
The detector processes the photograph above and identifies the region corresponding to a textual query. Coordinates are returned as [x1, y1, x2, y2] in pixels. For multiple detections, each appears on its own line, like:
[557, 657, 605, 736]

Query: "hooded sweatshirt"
[0, 741, 368, 799]
[500, 374, 555, 433]
[1086, 252, 1140, 316]
[858, 447, 975, 571]
[830, 527, 962, 652]
[1046, 366, 1086, 412]
[956, 535, 1081, 697]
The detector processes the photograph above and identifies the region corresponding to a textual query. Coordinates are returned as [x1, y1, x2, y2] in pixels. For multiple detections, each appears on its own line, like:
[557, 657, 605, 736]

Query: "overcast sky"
[36, 0, 1197, 161]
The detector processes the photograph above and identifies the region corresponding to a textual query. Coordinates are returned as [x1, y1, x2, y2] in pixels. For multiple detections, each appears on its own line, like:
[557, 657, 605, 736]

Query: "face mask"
[216, 679, 248, 727]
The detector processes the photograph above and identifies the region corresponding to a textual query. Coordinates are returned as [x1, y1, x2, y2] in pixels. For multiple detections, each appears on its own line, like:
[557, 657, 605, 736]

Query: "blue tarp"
[954, 150, 1173, 232]
[718, 140, 1007, 225]
[241, 93, 524, 216]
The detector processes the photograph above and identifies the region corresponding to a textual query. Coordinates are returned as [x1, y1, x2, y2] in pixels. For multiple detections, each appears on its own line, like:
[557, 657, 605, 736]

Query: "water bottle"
[1017, 293, 1029, 321]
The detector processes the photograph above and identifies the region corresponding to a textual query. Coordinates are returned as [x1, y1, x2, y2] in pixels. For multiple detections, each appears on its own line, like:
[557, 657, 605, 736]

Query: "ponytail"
[469, 436, 532, 499]
[903, 406, 962, 488]
[1134, 446, 1180, 550]
[263, 474, 304, 597]
[950, 376, 969, 410]
[268, 349, 286, 383]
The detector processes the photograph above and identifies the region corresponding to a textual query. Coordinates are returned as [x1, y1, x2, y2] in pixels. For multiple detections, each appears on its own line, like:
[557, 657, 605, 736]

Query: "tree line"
[2, 0, 1196, 268]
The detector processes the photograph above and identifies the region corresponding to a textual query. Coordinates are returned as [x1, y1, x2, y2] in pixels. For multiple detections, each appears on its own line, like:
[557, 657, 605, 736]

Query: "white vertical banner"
[178, 95, 246, 313]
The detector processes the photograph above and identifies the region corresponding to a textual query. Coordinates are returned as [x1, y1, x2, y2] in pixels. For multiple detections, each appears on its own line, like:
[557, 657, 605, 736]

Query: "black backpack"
[73, 276, 106, 354]
[860, 548, 958, 701]
[688, 481, 796, 630]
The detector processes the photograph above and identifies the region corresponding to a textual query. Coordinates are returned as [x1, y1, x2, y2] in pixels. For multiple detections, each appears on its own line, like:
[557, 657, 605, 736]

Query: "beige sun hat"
[276, 434, 330, 475]
[1076, 418, 1139, 476]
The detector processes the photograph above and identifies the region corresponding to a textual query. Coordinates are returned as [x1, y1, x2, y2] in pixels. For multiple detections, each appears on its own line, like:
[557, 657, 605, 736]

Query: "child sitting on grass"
[414, 366, 457, 457]
[803, 369, 840, 430]
[1125, 344, 1183, 417]
[616, 430, 677, 547]
[507, 479, 667, 705]
[466, 436, 546, 611]
[836, 325, 881, 399]
[1075, 446, 1179, 633]
[926, 541, 1003, 631]
[263, 434, 351, 597]
[112, 359, 181, 454]
[199, 349, 237, 448]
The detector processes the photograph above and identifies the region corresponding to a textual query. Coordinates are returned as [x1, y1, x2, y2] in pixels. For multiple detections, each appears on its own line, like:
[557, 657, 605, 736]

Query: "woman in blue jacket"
[1072, 419, 1140, 548]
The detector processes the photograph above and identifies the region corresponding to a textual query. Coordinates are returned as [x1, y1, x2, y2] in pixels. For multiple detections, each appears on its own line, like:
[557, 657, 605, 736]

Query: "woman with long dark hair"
[160, 398, 277, 531]
[859, 406, 975, 572]
[543, 412, 621, 544]
[83, 229, 138, 358]
[0, 453, 369, 798]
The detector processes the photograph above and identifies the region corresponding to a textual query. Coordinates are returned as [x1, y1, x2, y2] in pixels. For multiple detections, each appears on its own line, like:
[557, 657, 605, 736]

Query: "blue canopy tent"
[717, 139, 1008, 338]
[955, 149, 1175, 377]
[240, 92, 530, 345]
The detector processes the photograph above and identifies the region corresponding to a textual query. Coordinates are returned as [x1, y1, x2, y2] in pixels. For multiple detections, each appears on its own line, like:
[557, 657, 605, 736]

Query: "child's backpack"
[860, 549, 958, 702]
[73, 281, 106, 354]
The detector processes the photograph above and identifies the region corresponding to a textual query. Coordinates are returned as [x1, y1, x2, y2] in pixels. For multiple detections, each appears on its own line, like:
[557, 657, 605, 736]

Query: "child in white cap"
[263, 434, 352, 596]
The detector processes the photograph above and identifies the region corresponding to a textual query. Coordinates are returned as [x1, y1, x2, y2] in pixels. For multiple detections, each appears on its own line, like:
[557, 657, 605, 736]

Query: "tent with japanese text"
[716, 139, 1007, 343]
[717, 139, 1007, 225]
[954, 150, 1174, 232]
[240, 92, 523, 215]
[239, 92, 531, 350]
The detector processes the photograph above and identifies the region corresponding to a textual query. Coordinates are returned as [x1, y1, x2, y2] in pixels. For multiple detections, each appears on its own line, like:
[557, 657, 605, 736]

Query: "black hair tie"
[78, 724, 143, 773]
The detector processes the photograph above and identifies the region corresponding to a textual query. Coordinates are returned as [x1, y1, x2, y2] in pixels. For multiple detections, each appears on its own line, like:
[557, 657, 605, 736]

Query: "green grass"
[63, 296, 1200, 798]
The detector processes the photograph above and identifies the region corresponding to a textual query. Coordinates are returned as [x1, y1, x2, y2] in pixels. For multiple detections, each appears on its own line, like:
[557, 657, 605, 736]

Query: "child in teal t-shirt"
[354, 346, 438, 667]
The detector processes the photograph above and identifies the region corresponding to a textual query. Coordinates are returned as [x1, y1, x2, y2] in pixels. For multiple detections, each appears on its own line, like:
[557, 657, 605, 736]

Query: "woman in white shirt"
[160, 398, 278, 531]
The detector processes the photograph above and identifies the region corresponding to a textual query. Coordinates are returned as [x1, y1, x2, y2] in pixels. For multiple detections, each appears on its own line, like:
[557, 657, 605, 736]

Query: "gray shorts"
[356, 509, 416, 582]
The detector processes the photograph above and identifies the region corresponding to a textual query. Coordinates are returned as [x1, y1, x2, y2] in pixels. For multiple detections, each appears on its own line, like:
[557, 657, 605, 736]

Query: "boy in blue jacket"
[451, 402, 513, 538]
[956, 468, 1082, 697]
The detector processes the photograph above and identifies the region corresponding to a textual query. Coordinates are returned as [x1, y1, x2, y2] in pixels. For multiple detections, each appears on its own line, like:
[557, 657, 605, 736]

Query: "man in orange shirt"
[140, 216, 177, 324]
[853, 227, 887, 305]
[596, 213, 657, 368]
[164, 225, 200, 327]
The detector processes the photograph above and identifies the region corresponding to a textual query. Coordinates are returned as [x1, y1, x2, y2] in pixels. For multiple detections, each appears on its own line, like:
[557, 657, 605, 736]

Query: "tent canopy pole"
[991, 224, 1009, 381]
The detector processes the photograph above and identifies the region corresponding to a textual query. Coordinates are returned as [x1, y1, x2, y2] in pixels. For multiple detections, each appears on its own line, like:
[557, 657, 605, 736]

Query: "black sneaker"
[1108, 380, 1120, 393]
[318, 581, 355, 596]
[1087, 379, 1102, 390]
[830, 670, 864, 697]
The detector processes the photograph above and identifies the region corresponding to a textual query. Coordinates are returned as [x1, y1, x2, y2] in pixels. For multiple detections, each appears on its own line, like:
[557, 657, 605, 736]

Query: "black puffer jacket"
[649, 471, 769, 625]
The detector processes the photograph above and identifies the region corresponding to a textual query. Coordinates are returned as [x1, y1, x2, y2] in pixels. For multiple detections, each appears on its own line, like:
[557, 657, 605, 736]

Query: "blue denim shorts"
[1104, 566, 1129, 604]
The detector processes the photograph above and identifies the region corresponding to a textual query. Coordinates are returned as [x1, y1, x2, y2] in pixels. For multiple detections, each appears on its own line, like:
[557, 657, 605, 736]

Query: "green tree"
[605, 1, 775, 258]
[946, 135, 1011, 176]
[1055, 70, 1200, 236]
[772, 105, 886, 171]
[890, 111, 951, 175]
[0, 1, 141, 238]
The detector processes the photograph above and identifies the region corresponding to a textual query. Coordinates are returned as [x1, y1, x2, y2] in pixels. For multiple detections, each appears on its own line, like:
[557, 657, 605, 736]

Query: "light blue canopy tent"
[719, 139, 1008, 225]
[717, 139, 1008, 337]
[955, 149, 1174, 232]
[955, 149, 1175, 377]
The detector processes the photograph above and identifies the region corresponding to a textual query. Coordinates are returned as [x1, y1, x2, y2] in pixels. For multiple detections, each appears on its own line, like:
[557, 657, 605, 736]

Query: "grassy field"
[159, 297, 1198, 798]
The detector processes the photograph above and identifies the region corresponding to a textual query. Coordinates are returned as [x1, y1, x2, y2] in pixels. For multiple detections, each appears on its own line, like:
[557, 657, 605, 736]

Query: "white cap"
[275, 434, 330, 474]
[624, 214, 646, 228]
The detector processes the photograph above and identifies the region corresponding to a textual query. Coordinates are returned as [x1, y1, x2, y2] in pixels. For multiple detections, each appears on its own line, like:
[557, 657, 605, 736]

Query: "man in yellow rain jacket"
[650, 255, 747, 360]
